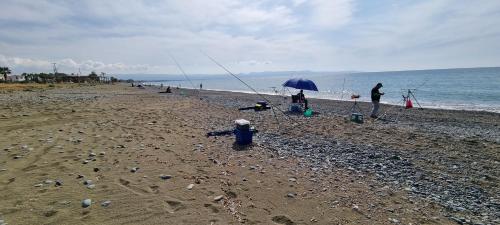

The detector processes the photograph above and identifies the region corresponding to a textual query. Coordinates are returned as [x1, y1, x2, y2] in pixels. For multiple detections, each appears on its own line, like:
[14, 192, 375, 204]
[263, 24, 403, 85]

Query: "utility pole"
[52, 63, 57, 74]
[100, 72, 105, 84]
[52, 63, 57, 83]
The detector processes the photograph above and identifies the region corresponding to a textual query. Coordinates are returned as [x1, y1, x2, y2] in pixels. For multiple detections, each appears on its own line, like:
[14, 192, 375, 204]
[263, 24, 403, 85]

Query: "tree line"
[0, 67, 118, 83]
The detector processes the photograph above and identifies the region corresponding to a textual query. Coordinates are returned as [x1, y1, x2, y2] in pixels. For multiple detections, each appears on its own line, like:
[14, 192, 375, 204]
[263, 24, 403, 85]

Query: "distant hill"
[113, 67, 498, 81]
[115, 70, 359, 81]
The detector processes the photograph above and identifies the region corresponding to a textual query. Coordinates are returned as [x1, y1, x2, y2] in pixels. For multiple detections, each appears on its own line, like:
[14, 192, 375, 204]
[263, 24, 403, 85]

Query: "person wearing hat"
[370, 83, 384, 118]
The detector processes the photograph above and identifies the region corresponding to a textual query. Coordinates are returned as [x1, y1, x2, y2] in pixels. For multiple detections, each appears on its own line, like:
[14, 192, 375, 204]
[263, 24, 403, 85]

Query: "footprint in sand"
[271, 215, 295, 225]
[149, 185, 160, 194]
[204, 203, 220, 213]
[164, 199, 186, 213]
[116, 178, 150, 196]
[44, 209, 58, 217]
[118, 178, 130, 186]
[22, 164, 38, 172]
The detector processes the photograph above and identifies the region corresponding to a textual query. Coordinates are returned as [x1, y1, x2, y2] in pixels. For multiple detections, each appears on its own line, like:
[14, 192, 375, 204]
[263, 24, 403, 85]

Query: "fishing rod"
[340, 78, 346, 100]
[168, 53, 199, 93]
[200, 51, 300, 127]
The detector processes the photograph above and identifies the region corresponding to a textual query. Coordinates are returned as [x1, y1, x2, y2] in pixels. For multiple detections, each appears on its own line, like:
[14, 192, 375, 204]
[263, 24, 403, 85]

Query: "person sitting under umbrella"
[297, 89, 308, 109]
[283, 78, 317, 111]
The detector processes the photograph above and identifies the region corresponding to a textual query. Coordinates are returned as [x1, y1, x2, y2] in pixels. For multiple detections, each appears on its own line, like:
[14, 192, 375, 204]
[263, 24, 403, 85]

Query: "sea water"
[146, 67, 500, 113]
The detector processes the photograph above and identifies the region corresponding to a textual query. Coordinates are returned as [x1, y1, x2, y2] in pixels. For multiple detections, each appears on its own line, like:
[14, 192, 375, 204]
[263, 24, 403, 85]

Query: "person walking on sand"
[370, 83, 384, 118]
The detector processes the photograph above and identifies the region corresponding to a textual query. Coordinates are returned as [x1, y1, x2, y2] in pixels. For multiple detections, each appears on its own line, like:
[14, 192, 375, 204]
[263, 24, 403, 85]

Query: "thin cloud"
[308, 0, 354, 29]
[0, 54, 150, 74]
[0, 0, 499, 74]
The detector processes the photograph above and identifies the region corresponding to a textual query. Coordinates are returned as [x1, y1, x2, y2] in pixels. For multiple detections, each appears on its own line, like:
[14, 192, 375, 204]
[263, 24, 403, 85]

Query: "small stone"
[99, 152, 105, 156]
[286, 193, 296, 198]
[388, 218, 400, 223]
[93, 168, 100, 172]
[82, 160, 89, 164]
[13, 155, 22, 159]
[55, 180, 63, 186]
[187, 184, 194, 190]
[89, 153, 96, 157]
[214, 195, 224, 202]
[130, 167, 139, 173]
[34, 183, 43, 187]
[44, 179, 54, 184]
[87, 184, 96, 189]
[82, 199, 92, 208]
[288, 178, 297, 182]
[83, 180, 93, 185]
[160, 174, 172, 180]
[77, 174, 84, 179]
[101, 200, 111, 207]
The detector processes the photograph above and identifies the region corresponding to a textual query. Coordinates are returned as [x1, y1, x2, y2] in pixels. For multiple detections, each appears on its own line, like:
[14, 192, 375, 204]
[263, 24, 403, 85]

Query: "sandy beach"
[0, 83, 498, 225]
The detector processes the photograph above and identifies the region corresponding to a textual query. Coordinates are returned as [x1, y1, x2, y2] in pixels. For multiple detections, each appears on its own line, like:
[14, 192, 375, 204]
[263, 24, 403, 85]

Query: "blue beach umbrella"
[282, 78, 319, 91]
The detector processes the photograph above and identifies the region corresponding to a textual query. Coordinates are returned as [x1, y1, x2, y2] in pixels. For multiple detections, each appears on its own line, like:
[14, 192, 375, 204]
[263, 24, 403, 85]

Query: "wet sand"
[0, 84, 498, 225]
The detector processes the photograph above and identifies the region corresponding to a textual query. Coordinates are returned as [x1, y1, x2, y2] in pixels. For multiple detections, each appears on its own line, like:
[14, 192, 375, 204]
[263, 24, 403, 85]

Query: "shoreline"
[146, 83, 500, 114]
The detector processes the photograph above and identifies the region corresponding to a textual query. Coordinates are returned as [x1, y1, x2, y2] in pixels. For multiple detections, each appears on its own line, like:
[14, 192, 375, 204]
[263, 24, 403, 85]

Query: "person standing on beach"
[200, 83, 203, 90]
[370, 83, 384, 118]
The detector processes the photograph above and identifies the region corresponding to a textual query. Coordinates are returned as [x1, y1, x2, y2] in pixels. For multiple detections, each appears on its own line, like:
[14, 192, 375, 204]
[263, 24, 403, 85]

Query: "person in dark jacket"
[370, 83, 384, 118]
[297, 89, 309, 109]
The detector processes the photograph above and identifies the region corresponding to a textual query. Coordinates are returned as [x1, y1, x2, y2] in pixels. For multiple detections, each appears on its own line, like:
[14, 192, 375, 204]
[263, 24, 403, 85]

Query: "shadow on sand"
[232, 142, 253, 151]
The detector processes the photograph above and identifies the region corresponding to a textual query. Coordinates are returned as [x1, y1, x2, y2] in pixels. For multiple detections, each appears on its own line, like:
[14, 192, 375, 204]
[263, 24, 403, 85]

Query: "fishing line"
[340, 77, 346, 100]
[415, 77, 431, 90]
[200, 50, 300, 126]
[168, 53, 199, 92]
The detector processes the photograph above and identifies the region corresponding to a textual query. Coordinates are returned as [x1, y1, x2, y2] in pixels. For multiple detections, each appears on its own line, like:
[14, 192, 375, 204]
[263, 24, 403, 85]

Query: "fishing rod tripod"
[377, 89, 423, 123]
[402, 89, 423, 109]
[348, 95, 362, 114]
[348, 95, 364, 123]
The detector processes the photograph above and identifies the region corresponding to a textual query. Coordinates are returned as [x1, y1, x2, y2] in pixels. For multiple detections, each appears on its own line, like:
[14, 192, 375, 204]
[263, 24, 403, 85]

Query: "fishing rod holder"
[348, 94, 363, 123]
[379, 88, 424, 123]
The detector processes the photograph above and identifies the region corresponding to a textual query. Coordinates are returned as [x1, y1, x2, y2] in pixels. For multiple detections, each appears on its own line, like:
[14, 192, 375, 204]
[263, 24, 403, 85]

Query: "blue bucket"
[234, 128, 253, 145]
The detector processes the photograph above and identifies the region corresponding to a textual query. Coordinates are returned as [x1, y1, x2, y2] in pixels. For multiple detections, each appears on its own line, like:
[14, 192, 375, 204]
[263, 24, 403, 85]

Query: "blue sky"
[1, 0, 500, 75]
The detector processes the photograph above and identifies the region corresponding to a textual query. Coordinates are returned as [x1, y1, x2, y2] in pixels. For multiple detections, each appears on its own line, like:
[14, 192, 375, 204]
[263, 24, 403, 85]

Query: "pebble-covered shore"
[194, 88, 500, 224]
